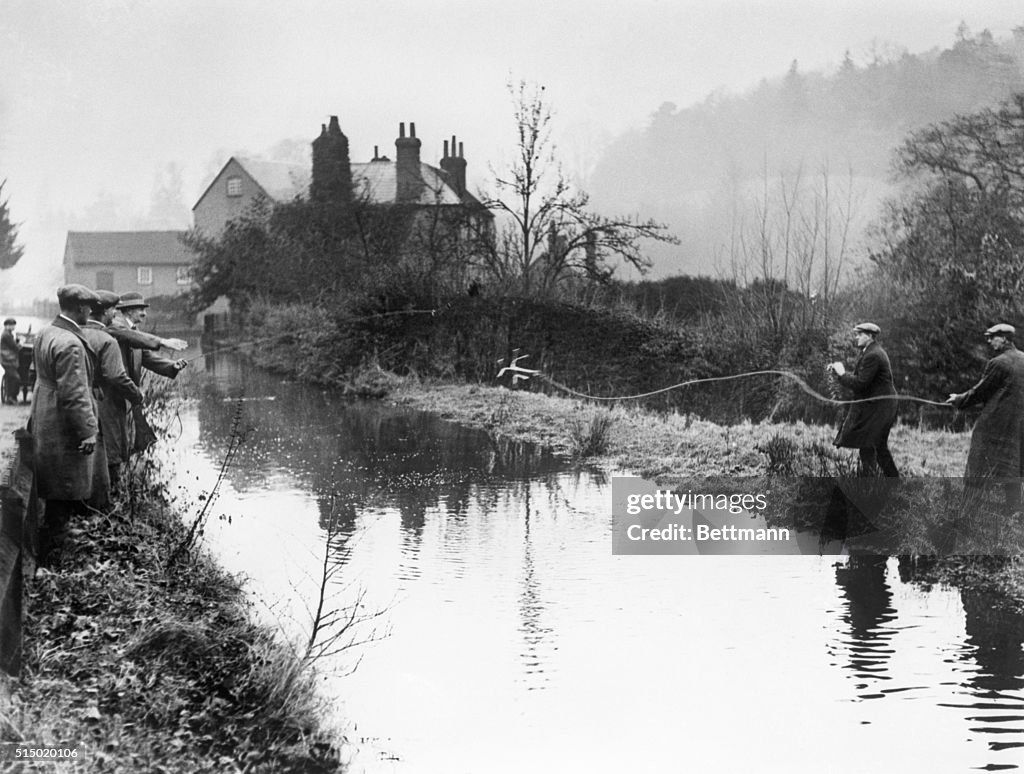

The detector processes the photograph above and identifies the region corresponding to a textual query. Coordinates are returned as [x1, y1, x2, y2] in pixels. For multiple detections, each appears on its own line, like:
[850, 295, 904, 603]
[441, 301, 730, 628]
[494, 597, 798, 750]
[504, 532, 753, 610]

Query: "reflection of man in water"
[1, 318, 20, 404]
[947, 323, 1024, 513]
[834, 555, 896, 683]
[828, 322, 899, 477]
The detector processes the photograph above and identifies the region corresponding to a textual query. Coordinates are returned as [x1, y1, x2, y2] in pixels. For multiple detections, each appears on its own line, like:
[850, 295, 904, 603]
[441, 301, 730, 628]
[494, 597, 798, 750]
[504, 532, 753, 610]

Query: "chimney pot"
[395, 120, 423, 201]
[444, 140, 449, 157]
[458, 141, 464, 158]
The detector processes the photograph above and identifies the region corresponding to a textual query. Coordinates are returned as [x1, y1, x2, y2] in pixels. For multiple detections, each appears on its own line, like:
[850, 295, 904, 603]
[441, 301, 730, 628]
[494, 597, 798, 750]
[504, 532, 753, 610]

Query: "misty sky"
[1, 0, 1021, 302]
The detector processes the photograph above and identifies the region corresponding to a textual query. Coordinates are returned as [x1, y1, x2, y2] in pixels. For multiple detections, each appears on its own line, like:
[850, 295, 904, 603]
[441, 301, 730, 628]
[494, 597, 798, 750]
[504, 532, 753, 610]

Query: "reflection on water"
[832, 556, 898, 691]
[168, 355, 1024, 773]
[949, 583, 1024, 762]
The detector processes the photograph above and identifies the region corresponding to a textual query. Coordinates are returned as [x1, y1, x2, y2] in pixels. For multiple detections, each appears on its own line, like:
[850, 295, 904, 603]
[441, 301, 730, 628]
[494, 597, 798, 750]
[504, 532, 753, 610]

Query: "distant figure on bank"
[828, 322, 900, 477]
[1, 318, 20, 404]
[946, 323, 1024, 513]
[30, 285, 101, 560]
[80, 290, 144, 507]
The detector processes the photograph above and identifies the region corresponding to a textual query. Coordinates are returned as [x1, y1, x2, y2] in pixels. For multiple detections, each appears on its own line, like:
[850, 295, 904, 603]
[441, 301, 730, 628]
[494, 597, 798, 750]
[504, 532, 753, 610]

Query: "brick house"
[193, 117, 491, 237]
[63, 230, 193, 299]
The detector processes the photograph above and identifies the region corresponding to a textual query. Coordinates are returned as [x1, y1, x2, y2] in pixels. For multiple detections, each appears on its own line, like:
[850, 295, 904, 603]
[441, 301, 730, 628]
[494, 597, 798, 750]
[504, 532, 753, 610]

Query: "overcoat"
[106, 317, 179, 384]
[106, 316, 180, 453]
[833, 340, 898, 449]
[29, 317, 99, 500]
[81, 321, 144, 467]
[0, 329, 18, 370]
[952, 345, 1024, 479]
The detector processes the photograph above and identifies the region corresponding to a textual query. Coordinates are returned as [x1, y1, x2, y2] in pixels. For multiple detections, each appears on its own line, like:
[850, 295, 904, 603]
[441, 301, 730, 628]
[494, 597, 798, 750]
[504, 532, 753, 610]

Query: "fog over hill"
[589, 24, 1024, 280]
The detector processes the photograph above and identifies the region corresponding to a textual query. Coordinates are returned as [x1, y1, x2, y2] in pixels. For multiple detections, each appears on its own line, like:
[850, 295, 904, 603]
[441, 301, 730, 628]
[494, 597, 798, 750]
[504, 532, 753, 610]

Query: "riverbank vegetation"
[0, 390, 345, 772]
[189, 89, 1024, 429]
[183, 86, 1024, 608]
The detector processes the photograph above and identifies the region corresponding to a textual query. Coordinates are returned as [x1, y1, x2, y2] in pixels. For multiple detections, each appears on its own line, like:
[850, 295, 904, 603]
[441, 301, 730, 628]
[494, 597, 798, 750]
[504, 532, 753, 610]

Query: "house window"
[226, 176, 243, 197]
[96, 271, 114, 291]
[176, 265, 192, 285]
[137, 266, 153, 286]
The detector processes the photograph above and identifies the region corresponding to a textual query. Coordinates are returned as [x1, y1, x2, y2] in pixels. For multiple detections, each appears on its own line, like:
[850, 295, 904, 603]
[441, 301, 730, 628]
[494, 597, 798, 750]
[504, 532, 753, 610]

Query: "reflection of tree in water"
[193, 356, 565, 517]
[315, 493, 358, 548]
[517, 485, 553, 690]
[831, 555, 898, 695]
[192, 354, 578, 682]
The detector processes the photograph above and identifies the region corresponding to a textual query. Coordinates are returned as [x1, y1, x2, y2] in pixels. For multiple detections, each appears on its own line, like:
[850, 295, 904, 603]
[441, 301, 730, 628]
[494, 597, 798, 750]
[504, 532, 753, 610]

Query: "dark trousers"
[2, 365, 19, 403]
[858, 427, 899, 477]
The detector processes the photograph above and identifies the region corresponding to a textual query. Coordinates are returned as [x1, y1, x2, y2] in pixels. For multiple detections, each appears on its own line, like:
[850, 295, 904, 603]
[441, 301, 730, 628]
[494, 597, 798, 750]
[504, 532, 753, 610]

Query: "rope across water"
[536, 370, 952, 407]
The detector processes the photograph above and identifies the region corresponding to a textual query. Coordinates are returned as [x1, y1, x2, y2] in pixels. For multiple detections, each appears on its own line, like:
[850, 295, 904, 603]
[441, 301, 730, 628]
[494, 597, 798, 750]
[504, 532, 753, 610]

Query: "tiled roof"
[236, 158, 469, 206]
[64, 231, 191, 266]
[235, 157, 310, 201]
[355, 162, 465, 205]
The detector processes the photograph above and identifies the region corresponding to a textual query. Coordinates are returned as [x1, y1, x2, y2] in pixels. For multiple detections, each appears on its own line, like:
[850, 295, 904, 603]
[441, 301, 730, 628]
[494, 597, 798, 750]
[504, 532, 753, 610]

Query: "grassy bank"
[227, 303, 1024, 607]
[387, 379, 970, 480]
[385, 378, 1024, 608]
[0, 425, 344, 771]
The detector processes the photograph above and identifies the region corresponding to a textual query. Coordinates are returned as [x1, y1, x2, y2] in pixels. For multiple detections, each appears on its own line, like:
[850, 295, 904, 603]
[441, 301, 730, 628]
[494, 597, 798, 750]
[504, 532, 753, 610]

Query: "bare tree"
[725, 159, 859, 335]
[478, 80, 677, 293]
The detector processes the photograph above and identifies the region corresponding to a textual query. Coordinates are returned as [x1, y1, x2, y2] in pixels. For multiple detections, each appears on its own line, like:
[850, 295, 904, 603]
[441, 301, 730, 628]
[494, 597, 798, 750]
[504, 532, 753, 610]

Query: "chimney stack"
[311, 114, 353, 206]
[395, 121, 423, 202]
[439, 134, 467, 198]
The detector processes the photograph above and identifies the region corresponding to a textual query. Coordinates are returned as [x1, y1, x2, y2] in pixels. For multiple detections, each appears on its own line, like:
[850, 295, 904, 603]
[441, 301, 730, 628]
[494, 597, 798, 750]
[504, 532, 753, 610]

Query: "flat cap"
[985, 323, 1016, 337]
[91, 290, 121, 309]
[117, 291, 149, 309]
[2, 318, 15, 326]
[56, 284, 101, 306]
[854, 322, 881, 335]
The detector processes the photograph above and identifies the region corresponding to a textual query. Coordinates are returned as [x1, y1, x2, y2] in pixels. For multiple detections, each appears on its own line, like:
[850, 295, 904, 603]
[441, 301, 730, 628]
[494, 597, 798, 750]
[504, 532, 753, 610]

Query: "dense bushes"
[234, 286, 843, 425]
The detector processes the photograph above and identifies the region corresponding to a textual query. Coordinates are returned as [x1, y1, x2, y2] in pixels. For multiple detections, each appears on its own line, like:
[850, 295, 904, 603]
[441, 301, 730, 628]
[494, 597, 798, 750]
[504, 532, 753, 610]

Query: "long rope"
[181, 313, 951, 409]
[537, 370, 952, 407]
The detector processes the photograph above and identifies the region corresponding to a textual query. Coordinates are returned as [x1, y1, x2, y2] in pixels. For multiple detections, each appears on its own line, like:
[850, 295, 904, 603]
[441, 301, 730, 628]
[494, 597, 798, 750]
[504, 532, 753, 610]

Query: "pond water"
[166, 355, 1024, 773]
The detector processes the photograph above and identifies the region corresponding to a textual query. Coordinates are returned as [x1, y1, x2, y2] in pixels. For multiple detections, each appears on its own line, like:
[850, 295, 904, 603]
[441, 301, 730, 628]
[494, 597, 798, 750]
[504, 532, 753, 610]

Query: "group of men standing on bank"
[828, 319, 1024, 512]
[30, 284, 189, 559]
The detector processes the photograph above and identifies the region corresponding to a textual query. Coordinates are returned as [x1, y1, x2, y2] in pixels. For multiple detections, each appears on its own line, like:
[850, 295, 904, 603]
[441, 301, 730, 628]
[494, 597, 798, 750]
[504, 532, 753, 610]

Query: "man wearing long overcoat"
[1, 318, 21, 403]
[947, 323, 1024, 511]
[106, 292, 187, 457]
[30, 285, 101, 557]
[829, 322, 900, 477]
[80, 291, 144, 506]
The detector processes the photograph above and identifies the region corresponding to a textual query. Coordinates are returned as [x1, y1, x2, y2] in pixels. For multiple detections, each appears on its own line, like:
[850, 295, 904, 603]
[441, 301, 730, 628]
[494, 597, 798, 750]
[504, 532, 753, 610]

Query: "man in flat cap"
[947, 323, 1024, 512]
[30, 285, 101, 561]
[107, 291, 187, 454]
[828, 322, 900, 477]
[1, 318, 20, 404]
[109, 292, 187, 382]
[80, 290, 144, 506]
